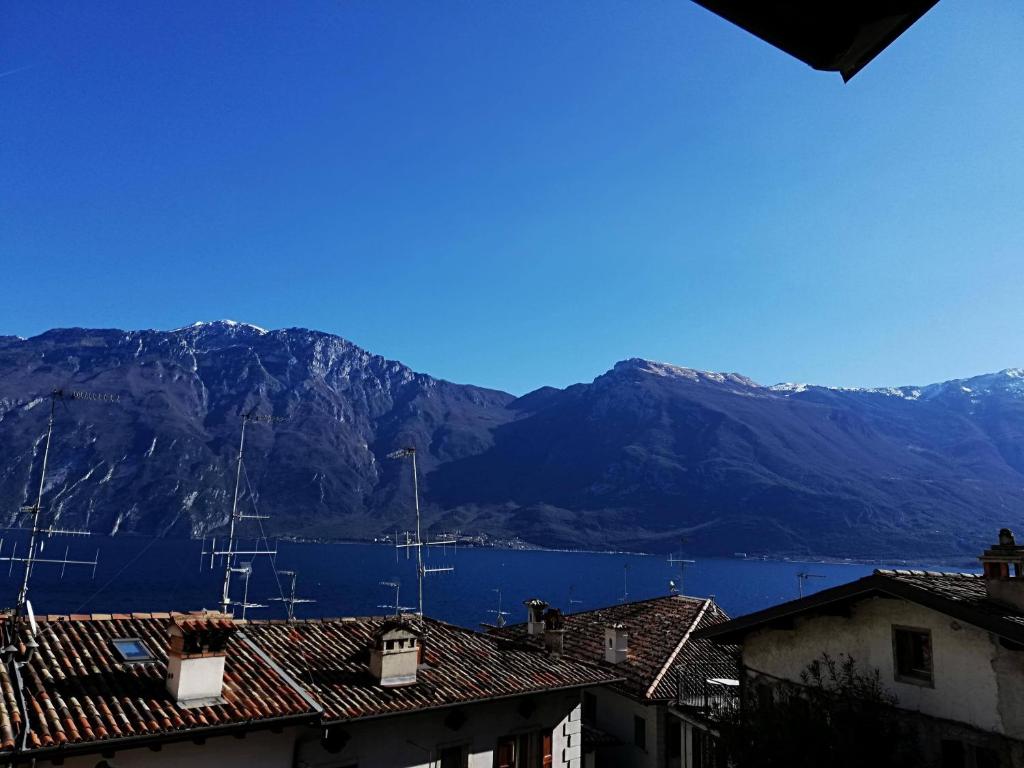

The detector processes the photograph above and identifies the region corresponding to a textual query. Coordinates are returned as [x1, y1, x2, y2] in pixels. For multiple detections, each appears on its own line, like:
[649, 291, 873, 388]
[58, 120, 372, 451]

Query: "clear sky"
[2, 2, 1023, 395]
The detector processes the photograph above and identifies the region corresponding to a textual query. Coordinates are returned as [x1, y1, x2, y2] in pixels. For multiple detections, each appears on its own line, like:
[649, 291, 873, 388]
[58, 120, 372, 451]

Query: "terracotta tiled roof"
[698, 569, 1024, 646]
[0, 612, 319, 756]
[242, 616, 621, 723]
[492, 595, 737, 702]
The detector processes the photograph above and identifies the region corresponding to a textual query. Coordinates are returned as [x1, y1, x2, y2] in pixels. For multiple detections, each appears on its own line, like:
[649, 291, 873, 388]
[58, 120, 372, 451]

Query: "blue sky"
[2, 1, 1023, 395]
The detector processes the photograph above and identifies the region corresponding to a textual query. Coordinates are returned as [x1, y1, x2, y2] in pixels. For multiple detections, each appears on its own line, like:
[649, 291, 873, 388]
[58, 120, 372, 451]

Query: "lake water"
[0, 535, 975, 627]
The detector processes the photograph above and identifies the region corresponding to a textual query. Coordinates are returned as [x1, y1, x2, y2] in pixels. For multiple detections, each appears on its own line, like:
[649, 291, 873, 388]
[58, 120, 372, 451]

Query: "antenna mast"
[667, 538, 695, 595]
[488, 587, 510, 628]
[205, 410, 280, 615]
[796, 571, 825, 598]
[377, 580, 414, 617]
[3, 389, 111, 616]
[388, 447, 455, 617]
[269, 570, 316, 622]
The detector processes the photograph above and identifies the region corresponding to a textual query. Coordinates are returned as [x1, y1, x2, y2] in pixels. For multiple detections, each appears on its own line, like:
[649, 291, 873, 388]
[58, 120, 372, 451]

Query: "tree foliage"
[717, 653, 920, 768]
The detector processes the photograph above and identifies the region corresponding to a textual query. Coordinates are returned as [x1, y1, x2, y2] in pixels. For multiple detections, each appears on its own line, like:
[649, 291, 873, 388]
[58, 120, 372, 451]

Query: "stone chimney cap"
[607, 622, 628, 631]
[524, 598, 549, 608]
[373, 619, 423, 642]
[169, 611, 236, 635]
[981, 529, 1024, 561]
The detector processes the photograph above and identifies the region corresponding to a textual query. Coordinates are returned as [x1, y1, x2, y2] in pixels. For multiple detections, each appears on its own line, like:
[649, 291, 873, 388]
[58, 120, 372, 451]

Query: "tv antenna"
[488, 587, 510, 628]
[796, 571, 825, 598]
[378, 581, 413, 618]
[268, 570, 316, 622]
[568, 584, 583, 610]
[618, 563, 631, 603]
[203, 410, 282, 615]
[668, 538, 695, 595]
[1, 389, 113, 616]
[388, 447, 455, 617]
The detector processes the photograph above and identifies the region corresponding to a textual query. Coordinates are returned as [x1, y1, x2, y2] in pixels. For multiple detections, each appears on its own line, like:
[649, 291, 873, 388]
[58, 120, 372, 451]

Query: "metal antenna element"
[1, 389, 113, 616]
[668, 538, 695, 595]
[568, 584, 582, 610]
[377, 580, 414, 617]
[488, 587, 510, 628]
[619, 563, 631, 604]
[268, 570, 316, 622]
[229, 562, 266, 620]
[796, 572, 825, 598]
[203, 410, 282, 615]
[387, 447, 455, 617]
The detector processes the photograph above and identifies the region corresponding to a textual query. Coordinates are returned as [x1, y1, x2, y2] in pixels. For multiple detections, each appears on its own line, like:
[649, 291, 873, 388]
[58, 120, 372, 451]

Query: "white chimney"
[604, 623, 629, 664]
[369, 620, 423, 687]
[981, 528, 1024, 611]
[524, 599, 549, 636]
[165, 611, 236, 707]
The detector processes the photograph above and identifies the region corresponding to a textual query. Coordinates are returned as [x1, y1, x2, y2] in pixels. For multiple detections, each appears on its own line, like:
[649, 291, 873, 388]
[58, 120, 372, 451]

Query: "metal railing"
[677, 666, 741, 717]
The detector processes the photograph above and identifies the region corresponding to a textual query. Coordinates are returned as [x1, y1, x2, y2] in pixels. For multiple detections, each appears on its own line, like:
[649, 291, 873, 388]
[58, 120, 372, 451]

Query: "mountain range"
[0, 321, 1021, 559]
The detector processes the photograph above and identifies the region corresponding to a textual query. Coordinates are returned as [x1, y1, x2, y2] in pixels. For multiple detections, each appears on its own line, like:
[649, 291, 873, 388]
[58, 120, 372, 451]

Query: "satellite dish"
[26, 600, 38, 637]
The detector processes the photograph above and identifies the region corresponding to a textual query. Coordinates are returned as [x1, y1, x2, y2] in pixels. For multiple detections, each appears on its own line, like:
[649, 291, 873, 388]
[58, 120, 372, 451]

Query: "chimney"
[165, 611, 236, 707]
[604, 623, 629, 664]
[524, 599, 548, 636]
[980, 529, 1024, 611]
[543, 608, 565, 657]
[369, 620, 423, 687]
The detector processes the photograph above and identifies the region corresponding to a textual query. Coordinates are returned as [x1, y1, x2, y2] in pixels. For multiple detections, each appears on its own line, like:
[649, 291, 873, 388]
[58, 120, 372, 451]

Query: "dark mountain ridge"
[0, 323, 1021, 558]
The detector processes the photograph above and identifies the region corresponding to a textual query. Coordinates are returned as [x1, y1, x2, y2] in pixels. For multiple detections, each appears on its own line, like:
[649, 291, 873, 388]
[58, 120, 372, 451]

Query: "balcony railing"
[677, 668, 741, 718]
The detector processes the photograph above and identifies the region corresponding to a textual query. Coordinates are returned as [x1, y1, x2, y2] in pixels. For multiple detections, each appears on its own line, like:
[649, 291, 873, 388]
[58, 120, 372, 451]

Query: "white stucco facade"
[585, 686, 668, 768]
[741, 594, 1024, 740]
[296, 693, 584, 768]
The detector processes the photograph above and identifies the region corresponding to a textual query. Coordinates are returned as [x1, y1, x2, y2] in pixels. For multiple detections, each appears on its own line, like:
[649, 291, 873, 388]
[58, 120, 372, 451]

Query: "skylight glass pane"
[111, 637, 154, 662]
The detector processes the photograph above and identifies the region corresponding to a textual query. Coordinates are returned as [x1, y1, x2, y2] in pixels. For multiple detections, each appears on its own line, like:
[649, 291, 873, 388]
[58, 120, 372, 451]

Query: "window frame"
[110, 637, 156, 664]
[892, 624, 934, 687]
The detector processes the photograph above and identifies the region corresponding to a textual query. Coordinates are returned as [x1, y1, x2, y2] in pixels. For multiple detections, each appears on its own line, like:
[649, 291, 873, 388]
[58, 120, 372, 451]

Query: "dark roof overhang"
[690, 1, 940, 81]
[695, 573, 1024, 646]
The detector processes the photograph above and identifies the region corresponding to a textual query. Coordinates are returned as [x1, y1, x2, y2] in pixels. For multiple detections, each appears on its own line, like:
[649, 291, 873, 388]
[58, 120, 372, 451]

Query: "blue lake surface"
[0, 535, 975, 627]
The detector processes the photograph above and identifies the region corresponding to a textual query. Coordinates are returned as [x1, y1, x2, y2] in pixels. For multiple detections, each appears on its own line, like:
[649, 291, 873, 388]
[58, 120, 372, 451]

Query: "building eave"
[690, 0, 940, 81]
[695, 573, 1024, 646]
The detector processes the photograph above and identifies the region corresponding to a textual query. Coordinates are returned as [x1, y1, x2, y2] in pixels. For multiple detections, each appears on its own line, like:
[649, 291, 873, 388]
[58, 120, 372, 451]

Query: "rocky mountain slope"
[1, 323, 1022, 558]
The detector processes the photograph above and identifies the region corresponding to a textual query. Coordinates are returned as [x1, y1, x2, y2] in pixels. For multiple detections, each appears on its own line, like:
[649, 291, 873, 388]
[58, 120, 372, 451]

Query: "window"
[495, 737, 516, 768]
[110, 637, 154, 663]
[582, 691, 597, 724]
[893, 626, 933, 685]
[439, 745, 467, 768]
[634, 715, 647, 750]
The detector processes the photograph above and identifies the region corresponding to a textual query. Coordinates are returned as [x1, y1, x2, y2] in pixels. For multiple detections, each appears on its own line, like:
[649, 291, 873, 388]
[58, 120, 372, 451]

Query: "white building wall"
[50, 726, 303, 768]
[587, 687, 662, 768]
[296, 692, 584, 768]
[741, 595, 1024, 737]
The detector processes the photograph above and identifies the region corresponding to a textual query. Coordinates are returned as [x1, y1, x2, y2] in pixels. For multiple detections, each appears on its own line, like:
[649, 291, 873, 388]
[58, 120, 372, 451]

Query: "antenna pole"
[17, 395, 55, 616]
[412, 449, 424, 618]
[221, 414, 248, 614]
